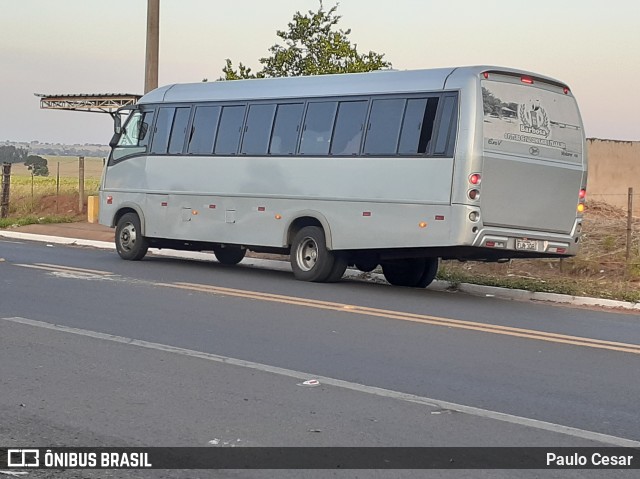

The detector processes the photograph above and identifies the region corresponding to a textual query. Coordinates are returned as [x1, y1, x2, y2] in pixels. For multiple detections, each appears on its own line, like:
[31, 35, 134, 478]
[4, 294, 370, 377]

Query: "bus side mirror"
[109, 133, 120, 148]
[114, 115, 122, 135]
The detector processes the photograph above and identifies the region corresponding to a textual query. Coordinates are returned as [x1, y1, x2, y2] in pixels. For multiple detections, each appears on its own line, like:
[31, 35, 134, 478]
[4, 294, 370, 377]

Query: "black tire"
[213, 246, 246, 265]
[325, 252, 348, 283]
[416, 258, 439, 288]
[115, 212, 149, 261]
[381, 259, 425, 287]
[354, 255, 378, 273]
[290, 226, 346, 282]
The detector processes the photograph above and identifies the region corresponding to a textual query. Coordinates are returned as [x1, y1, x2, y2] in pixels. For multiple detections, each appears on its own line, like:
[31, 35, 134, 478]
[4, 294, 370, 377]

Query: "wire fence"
[578, 194, 639, 276]
[0, 158, 102, 218]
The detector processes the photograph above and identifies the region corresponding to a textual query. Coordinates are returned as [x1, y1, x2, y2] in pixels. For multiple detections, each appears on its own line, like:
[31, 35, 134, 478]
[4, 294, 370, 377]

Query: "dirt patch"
[37, 194, 86, 218]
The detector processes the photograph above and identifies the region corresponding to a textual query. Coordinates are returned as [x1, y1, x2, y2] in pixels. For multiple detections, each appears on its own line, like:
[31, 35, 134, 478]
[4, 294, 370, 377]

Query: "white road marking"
[14, 263, 120, 282]
[34, 263, 115, 275]
[15, 263, 115, 276]
[3, 316, 640, 448]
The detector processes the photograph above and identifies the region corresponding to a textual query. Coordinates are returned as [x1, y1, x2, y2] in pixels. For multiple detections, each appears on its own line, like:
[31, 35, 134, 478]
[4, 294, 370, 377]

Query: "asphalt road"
[1, 237, 639, 477]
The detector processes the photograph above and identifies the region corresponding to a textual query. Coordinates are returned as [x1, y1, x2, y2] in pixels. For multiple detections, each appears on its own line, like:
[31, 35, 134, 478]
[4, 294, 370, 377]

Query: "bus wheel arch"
[285, 213, 334, 250]
[113, 204, 146, 233]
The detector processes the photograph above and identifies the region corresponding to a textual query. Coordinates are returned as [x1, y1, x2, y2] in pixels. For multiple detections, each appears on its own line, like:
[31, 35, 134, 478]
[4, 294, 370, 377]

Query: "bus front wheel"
[382, 258, 438, 288]
[115, 212, 149, 261]
[213, 246, 246, 265]
[291, 226, 347, 283]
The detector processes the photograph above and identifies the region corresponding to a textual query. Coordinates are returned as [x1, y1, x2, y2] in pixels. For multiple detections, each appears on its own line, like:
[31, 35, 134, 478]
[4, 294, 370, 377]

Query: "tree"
[24, 155, 49, 177]
[221, 1, 391, 80]
[0, 145, 28, 164]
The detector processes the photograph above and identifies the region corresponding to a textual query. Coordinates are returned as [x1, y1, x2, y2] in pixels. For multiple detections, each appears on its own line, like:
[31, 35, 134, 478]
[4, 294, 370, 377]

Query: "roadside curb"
[448, 282, 640, 311]
[2, 230, 639, 312]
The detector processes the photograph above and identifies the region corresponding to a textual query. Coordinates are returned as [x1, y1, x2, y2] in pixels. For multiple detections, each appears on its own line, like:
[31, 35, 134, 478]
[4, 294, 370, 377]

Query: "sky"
[1, 0, 639, 145]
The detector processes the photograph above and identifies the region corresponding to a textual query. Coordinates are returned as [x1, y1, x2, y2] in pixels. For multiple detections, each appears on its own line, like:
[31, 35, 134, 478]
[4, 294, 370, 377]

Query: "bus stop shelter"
[32, 92, 141, 217]
[35, 92, 141, 117]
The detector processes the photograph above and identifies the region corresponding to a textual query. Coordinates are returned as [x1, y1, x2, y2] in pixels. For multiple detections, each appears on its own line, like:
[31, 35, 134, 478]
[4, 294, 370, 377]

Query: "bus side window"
[188, 106, 221, 154]
[433, 95, 458, 156]
[138, 112, 154, 148]
[299, 102, 337, 155]
[269, 103, 304, 155]
[241, 104, 276, 155]
[363, 98, 405, 155]
[214, 105, 246, 155]
[398, 97, 439, 155]
[168, 107, 191, 154]
[330, 100, 368, 156]
[118, 111, 150, 147]
[150, 107, 175, 154]
[112, 110, 155, 161]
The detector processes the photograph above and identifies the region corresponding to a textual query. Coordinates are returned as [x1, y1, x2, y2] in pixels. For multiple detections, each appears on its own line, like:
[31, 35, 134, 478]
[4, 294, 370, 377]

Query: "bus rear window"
[482, 78, 583, 162]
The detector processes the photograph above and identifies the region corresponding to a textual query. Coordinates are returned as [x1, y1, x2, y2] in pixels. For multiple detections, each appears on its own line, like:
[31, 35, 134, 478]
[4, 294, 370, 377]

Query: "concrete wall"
[586, 139, 639, 215]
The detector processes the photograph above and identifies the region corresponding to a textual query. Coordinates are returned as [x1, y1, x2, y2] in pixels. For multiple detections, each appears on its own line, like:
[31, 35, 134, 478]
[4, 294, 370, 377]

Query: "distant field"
[10, 156, 104, 179]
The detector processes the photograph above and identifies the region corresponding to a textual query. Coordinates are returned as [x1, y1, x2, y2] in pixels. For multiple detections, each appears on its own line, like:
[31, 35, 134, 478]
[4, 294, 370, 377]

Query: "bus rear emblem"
[519, 101, 550, 137]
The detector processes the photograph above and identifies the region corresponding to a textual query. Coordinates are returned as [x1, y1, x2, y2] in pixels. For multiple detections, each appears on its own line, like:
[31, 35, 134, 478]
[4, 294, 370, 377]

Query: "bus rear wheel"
[115, 212, 149, 261]
[382, 258, 438, 288]
[213, 246, 246, 265]
[291, 226, 347, 283]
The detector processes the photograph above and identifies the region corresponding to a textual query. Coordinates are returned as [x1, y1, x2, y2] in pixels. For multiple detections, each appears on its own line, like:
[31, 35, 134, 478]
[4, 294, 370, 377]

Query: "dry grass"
[5, 175, 100, 216]
[10, 156, 104, 179]
[439, 200, 640, 302]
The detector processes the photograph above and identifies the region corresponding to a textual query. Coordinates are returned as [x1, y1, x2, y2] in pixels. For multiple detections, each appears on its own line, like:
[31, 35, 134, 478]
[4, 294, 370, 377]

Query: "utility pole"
[144, 0, 160, 94]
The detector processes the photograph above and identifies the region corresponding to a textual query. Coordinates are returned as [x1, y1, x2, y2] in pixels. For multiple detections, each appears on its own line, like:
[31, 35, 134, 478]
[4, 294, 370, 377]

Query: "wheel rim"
[119, 222, 137, 252]
[296, 236, 318, 272]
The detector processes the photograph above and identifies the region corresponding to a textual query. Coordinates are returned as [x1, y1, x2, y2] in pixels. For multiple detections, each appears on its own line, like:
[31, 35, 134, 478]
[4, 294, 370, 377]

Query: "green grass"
[0, 215, 75, 228]
[10, 175, 100, 196]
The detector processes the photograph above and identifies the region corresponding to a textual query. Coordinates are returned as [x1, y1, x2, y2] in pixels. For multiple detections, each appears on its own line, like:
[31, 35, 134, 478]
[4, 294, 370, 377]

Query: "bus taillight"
[521, 76, 534, 84]
[577, 188, 586, 213]
[469, 173, 481, 185]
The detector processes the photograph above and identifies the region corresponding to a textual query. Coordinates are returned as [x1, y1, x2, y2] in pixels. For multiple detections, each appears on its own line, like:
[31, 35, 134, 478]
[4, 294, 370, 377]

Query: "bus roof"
[139, 66, 569, 104]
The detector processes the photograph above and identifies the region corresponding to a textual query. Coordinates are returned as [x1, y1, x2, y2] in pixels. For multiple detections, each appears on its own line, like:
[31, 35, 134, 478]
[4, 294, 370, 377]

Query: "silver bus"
[99, 66, 587, 287]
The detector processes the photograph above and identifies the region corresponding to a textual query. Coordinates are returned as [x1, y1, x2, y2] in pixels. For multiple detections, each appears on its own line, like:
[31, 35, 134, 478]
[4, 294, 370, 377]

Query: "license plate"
[515, 239, 537, 251]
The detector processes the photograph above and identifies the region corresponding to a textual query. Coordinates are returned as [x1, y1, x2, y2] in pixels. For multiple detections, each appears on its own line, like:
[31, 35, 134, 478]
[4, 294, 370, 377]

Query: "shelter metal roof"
[35, 93, 141, 114]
